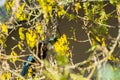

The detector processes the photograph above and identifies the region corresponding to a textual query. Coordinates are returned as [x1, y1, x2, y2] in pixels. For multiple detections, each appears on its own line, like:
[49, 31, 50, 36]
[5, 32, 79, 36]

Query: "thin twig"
[7, 69, 25, 80]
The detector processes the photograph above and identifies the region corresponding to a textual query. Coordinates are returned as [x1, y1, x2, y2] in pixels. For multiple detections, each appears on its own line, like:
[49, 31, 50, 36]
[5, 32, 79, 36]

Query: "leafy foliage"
[0, 0, 120, 80]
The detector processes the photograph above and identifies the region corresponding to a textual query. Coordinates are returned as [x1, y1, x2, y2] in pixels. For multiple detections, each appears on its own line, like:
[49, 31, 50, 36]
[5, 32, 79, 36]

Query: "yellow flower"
[5, 0, 15, 12]
[5, 2, 11, 12]
[16, 3, 27, 21]
[1, 72, 11, 80]
[35, 23, 45, 40]
[54, 34, 69, 57]
[17, 42, 23, 50]
[1, 24, 8, 35]
[10, 51, 18, 63]
[28, 66, 33, 77]
[75, 2, 81, 14]
[37, 0, 55, 23]
[101, 38, 106, 47]
[26, 30, 37, 48]
[57, 5, 66, 17]
[19, 27, 25, 40]
[35, 23, 43, 35]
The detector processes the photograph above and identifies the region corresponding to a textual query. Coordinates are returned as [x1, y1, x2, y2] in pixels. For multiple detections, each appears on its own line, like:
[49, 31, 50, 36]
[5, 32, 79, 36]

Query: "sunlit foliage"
[0, 0, 120, 80]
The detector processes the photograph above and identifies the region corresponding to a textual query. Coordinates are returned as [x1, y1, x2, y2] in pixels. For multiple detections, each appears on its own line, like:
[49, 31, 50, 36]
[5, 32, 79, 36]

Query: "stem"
[109, 3, 120, 55]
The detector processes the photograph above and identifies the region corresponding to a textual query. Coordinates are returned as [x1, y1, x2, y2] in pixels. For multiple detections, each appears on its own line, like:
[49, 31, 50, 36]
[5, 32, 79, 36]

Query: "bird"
[20, 36, 57, 76]
[20, 41, 45, 76]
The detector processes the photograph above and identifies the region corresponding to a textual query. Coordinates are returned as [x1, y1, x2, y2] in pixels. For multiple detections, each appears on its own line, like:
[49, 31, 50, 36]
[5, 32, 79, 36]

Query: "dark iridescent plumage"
[21, 56, 34, 76]
[21, 37, 57, 76]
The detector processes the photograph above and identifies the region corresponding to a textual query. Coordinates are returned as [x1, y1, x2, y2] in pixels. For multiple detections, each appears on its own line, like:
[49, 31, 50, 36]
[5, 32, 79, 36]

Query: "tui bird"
[21, 41, 46, 76]
[21, 36, 57, 76]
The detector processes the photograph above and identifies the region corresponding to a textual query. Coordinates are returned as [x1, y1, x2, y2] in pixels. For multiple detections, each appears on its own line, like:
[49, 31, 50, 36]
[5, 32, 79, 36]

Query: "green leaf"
[87, 45, 97, 52]
[70, 73, 88, 80]
[56, 55, 69, 66]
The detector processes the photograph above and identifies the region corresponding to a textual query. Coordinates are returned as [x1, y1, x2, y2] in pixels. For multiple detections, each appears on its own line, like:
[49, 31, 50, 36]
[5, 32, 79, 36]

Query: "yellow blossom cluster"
[19, 25, 44, 48]
[75, 2, 81, 14]
[26, 29, 37, 48]
[5, 0, 15, 12]
[37, 0, 55, 23]
[1, 24, 8, 35]
[54, 34, 69, 57]
[57, 5, 66, 17]
[35, 23, 44, 40]
[0, 72, 11, 80]
[0, 24, 8, 44]
[10, 51, 18, 63]
[16, 3, 27, 21]
[19, 27, 25, 40]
